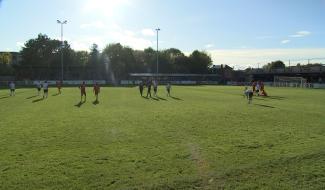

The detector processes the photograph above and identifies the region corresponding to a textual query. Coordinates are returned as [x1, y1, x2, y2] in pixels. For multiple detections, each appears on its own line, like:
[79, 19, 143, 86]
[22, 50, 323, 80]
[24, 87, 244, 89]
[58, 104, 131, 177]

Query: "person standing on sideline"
[146, 79, 152, 98]
[153, 79, 158, 97]
[36, 80, 42, 96]
[43, 81, 49, 99]
[139, 81, 144, 96]
[56, 81, 62, 94]
[79, 81, 87, 102]
[166, 82, 171, 97]
[93, 82, 100, 102]
[9, 81, 15, 96]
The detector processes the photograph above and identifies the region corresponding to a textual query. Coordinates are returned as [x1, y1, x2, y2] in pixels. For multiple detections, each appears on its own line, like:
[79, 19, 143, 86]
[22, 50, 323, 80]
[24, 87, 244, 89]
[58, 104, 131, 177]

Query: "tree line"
[1, 34, 213, 81]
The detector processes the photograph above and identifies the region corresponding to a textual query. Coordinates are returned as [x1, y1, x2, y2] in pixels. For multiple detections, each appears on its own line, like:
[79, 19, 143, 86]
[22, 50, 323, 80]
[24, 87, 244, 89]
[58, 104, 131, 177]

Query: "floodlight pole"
[156, 28, 161, 79]
[57, 20, 67, 81]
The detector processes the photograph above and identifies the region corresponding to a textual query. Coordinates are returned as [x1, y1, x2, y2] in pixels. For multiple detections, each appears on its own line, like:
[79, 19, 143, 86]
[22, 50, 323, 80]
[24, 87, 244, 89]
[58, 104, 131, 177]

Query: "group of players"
[7, 80, 268, 105]
[244, 81, 268, 104]
[7, 81, 101, 103]
[138, 79, 172, 98]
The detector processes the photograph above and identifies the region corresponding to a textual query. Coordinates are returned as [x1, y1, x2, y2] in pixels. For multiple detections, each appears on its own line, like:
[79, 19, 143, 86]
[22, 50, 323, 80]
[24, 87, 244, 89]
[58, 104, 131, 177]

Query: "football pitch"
[0, 86, 324, 189]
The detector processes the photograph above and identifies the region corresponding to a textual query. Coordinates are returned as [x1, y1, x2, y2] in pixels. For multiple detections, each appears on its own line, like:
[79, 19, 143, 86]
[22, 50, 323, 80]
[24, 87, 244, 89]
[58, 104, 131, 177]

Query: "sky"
[1, 0, 325, 68]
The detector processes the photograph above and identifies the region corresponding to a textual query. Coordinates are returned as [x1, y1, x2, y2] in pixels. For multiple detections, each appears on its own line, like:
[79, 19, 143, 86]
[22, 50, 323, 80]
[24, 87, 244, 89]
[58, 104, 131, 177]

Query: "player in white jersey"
[166, 82, 171, 97]
[255, 82, 261, 96]
[245, 88, 254, 104]
[9, 81, 15, 96]
[35, 81, 42, 96]
[42, 81, 49, 99]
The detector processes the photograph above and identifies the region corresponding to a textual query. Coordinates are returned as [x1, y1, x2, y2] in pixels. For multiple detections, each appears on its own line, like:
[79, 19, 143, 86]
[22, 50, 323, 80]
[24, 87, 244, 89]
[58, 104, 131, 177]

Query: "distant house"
[0, 52, 21, 65]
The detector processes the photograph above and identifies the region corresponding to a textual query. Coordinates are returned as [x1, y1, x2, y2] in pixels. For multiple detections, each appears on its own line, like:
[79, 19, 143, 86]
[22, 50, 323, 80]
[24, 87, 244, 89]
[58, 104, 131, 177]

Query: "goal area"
[273, 76, 307, 88]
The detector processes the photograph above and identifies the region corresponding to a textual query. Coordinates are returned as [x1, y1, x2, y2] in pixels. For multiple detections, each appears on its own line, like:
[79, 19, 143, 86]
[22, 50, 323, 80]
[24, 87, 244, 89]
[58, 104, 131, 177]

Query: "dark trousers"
[147, 88, 151, 97]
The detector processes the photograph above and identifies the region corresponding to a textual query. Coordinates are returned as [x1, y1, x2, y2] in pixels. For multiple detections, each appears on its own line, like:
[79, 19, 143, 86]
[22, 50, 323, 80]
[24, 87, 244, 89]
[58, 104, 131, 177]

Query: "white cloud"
[141, 29, 155, 37]
[208, 48, 325, 68]
[281, 40, 290, 44]
[69, 23, 153, 51]
[204, 44, 215, 49]
[80, 21, 106, 29]
[110, 30, 153, 50]
[289, 31, 311, 38]
[70, 36, 106, 51]
[16, 42, 24, 48]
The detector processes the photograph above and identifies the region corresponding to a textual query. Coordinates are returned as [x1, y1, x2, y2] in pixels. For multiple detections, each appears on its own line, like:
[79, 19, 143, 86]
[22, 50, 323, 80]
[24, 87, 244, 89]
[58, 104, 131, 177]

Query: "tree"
[12, 33, 215, 80]
[17, 34, 65, 79]
[263, 60, 285, 71]
[102, 43, 136, 80]
[188, 50, 212, 74]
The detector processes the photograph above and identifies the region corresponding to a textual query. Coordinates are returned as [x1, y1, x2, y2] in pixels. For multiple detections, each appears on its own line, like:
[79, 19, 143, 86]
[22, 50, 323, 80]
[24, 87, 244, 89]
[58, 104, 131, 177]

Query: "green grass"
[0, 86, 325, 190]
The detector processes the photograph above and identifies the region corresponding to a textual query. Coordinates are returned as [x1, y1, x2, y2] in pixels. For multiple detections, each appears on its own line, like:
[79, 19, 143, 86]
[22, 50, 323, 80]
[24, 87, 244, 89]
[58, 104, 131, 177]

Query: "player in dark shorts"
[56, 81, 62, 94]
[166, 82, 171, 97]
[93, 82, 100, 102]
[153, 80, 158, 97]
[36, 81, 41, 96]
[146, 80, 152, 98]
[247, 89, 254, 104]
[79, 81, 87, 102]
[9, 81, 15, 96]
[43, 81, 49, 99]
[139, 81, 144, 96]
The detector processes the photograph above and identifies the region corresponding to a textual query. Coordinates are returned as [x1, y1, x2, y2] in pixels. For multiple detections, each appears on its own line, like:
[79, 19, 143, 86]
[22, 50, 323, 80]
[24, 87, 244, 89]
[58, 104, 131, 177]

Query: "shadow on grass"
[265, 96, 286, 100]
[254, 103, 275, 109]
[52, 93, 60, 97]
[170, 96, 183, 101]
[32, 98, 44, 103]
[93, 100, 99, 105]
[151, 97, 159, 101]
[26, 95, 38, 99]
[75, 101, 85, 108]
[254, 97, 268, 101]
[142, 96, 149, 99]
[0, 96, 10, 99]
[157, 96, 167, 101]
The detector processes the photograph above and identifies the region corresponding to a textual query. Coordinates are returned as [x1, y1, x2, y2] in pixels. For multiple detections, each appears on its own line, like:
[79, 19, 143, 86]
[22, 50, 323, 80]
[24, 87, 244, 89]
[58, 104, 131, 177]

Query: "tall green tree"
[188, 50, 213, 74]
[102, 43, 136, 80]
[18, 34, 64, 79]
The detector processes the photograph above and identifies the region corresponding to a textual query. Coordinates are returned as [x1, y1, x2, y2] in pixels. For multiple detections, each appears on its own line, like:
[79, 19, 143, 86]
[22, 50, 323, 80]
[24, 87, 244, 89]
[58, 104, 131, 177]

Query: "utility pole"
[57, 20, 67, 81]
[156, 28, 161, 79]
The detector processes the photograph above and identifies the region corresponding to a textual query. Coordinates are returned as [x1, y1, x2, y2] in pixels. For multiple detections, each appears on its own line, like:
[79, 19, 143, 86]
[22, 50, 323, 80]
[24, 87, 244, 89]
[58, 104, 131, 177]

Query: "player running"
[79, 81, 87, 102]
[166, 82, 171, 97]
[35, 80, 42, 96]
[43, 81, 49, 99]
[56, 81, 62, 94]
[93, 82, 100, 102]
[9, 81, 15, 96]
